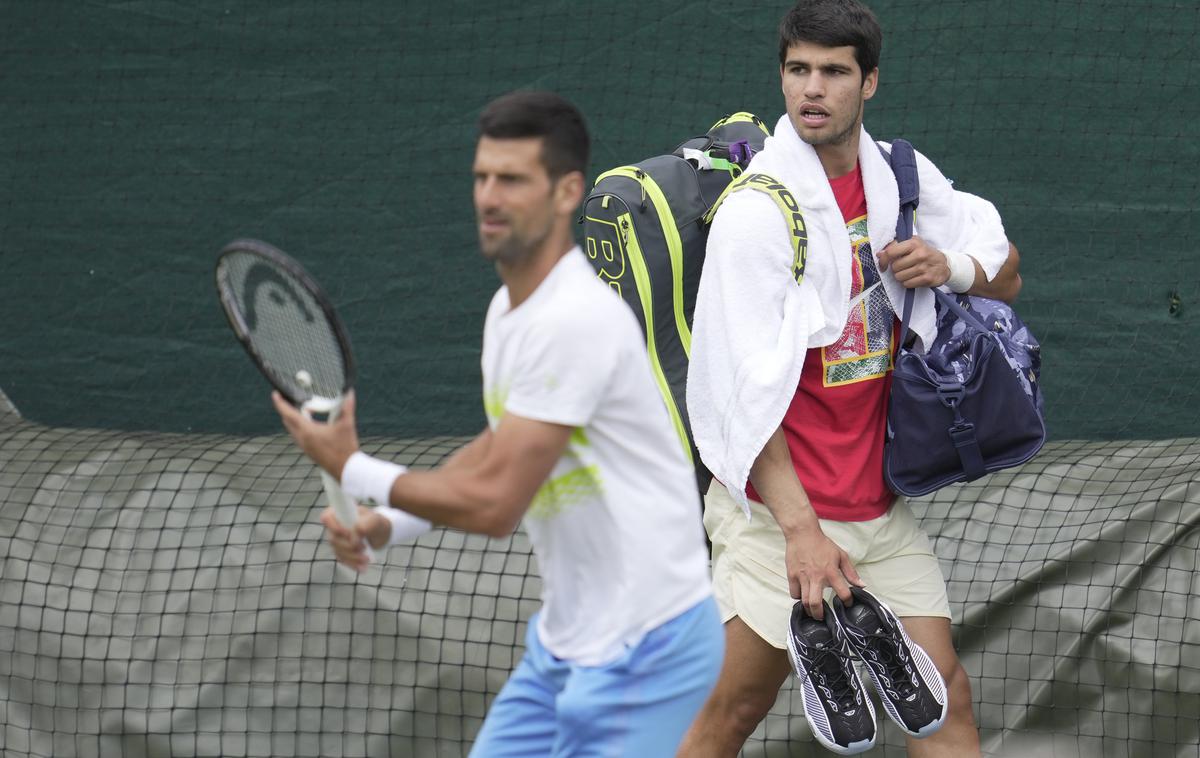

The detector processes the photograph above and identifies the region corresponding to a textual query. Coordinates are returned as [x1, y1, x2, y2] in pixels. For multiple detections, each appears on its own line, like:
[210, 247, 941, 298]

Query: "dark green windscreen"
[1, 1, 1196, 439]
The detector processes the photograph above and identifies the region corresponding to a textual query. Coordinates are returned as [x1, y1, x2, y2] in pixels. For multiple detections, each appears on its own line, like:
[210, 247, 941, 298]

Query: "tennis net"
[2, 395, 1197, 757]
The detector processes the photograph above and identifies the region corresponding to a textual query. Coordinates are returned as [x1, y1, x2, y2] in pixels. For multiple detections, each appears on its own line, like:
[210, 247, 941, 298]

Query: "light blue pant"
[469, 597, 724, 757]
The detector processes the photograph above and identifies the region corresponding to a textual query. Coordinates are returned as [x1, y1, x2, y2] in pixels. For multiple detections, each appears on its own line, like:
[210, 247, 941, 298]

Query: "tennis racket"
[214, 238, 374, 561]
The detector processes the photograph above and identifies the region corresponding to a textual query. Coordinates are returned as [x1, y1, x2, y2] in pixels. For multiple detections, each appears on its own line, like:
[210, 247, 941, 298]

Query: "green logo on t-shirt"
[528, 464, 603, 519]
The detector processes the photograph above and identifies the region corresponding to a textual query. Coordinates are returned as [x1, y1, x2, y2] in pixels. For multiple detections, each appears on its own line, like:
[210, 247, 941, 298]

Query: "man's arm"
[438, 427, 495, 473]
[876, 240, 1022, 304]
[380, 413, 569, 536]
[965, 242, 1021, 302]
[274, 391, 571, 566]
[749, 427, 863, 620]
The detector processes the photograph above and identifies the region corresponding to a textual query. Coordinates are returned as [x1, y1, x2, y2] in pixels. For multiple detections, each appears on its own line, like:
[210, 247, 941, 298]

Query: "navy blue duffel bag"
[885, 288, 1045, 497]
[881, 140, 1045, 497]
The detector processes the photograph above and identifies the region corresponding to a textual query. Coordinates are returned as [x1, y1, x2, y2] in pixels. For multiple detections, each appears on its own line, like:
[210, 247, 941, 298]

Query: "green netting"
[1, 0, 1197, 439]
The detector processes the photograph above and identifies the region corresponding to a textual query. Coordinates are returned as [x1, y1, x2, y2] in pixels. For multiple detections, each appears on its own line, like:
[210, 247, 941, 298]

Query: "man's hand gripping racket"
[292, 383, 379, 566]
[214, 239, 427, 568]
[272, 388, 383, 570]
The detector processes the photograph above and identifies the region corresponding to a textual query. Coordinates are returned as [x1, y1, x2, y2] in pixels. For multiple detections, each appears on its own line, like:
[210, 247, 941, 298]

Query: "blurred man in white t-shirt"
[273, 90, 722, 757]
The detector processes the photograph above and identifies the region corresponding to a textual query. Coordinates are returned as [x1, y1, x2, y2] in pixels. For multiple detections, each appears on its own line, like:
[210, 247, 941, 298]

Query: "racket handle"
[300, 394, 375, 565]
[321, 469, 377, 564]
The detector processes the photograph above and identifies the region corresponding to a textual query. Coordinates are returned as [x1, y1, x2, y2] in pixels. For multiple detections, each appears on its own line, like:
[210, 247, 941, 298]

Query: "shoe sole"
[786, 622, 876, 755]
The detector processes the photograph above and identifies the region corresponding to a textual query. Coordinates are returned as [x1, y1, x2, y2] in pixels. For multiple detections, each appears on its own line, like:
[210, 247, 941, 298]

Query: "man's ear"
[554, 170, 585, 215]
[862, 66, 879, 101]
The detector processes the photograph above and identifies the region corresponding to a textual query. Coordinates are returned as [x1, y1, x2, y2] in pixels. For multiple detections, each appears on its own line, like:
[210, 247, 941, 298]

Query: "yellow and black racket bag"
[581, 113, 770, 491]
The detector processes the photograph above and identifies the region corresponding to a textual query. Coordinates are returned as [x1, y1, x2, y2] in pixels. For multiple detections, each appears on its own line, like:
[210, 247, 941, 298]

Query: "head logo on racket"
[240, 261, 317, 332]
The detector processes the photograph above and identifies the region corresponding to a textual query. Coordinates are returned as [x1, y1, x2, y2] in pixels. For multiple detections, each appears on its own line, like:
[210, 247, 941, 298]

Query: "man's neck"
[499, 234, 575, 308]
[815, 137, 861, 180]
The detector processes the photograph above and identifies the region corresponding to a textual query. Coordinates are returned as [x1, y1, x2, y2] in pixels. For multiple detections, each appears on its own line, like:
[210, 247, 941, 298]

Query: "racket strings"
[217, 249, 350, 404]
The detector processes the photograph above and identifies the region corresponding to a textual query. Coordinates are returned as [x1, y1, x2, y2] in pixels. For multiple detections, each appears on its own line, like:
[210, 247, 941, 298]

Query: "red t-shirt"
[746, 164, 896, 521]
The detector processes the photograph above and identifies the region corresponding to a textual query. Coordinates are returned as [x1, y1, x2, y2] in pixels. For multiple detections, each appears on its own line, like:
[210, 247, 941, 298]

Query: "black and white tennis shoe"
[831, 587, 948, 738]
[786, 600, 877, 755]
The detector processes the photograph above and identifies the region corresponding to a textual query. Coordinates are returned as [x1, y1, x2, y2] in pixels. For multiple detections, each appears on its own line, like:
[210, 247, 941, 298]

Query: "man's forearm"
[749, 427, 821, 536]
[966, 242, 1022, 303]
[350, 428, 509, 536]
[355, 416, 570, 539]
[438, 428, 493, 473]
[385, 463, 523, 537]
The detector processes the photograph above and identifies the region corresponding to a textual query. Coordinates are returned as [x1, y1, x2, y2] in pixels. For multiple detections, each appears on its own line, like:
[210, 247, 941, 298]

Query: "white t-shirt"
[481, 247, 712, 666]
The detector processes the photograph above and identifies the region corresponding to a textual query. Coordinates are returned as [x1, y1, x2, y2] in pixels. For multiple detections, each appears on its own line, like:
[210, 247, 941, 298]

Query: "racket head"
[214, 238, 356, 407]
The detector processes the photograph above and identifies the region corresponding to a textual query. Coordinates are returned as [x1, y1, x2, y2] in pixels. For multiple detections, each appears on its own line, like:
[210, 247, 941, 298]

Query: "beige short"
[704, 483, 951, 650]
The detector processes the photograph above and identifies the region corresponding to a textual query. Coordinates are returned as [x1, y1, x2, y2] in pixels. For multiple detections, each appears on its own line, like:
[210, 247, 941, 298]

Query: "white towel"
[686, 114, 1010, 514]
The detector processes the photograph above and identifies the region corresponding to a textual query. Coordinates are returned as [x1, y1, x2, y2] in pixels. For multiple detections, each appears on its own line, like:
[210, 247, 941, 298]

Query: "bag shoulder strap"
[702, 172, 808, 286]
[879, 139, 922, 346]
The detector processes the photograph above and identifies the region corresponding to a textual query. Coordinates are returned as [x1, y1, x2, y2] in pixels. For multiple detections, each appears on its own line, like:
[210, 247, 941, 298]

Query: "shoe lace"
[800, 644, 863, 712]
[859, 630, 918, 699]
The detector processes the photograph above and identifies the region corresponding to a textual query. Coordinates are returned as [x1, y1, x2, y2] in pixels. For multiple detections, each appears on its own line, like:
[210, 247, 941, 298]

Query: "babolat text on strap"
[703, 172, 809, 286]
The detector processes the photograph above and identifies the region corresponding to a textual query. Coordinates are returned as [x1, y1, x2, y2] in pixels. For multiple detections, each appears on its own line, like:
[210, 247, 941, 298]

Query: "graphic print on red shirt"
[746, 163, 896, 522]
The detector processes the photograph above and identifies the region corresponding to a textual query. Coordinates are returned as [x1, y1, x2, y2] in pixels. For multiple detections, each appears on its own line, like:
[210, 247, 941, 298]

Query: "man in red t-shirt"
[746, 166, 896, 525]
[678, 1, 1022, 756]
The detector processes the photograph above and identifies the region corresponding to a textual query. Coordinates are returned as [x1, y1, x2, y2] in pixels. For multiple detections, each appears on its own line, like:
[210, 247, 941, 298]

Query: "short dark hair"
[477, 91, 590, 180]
[778, 0, 883, 77]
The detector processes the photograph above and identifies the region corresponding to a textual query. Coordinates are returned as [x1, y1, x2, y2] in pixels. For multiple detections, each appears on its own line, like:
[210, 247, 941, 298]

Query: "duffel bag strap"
[937, 382, 988, 481]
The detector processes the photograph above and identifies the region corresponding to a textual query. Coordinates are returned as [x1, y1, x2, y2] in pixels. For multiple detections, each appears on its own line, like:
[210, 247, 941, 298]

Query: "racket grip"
[321, 469, 376, 564]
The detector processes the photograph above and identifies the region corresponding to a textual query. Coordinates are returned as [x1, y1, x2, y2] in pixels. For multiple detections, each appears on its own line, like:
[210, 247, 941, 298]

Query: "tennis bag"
[882, 139, 1046, 497]
[581, 113, 777, 490]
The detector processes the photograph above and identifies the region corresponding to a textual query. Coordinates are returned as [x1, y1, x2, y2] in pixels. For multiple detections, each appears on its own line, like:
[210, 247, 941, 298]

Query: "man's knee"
[940, 657, 971, 693]
[730, 689, 780, 737]
[941, 660, 976, 722]
[686, 616, 794, 745]
[699, 674, 782, 738]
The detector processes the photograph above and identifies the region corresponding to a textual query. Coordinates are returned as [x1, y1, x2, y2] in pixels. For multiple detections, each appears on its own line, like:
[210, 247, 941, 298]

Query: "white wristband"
[943, 250, 977, 293]
[341, 451, 407, 508]
[341, 452, 432, 547]
[373, 505, 433, 546]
